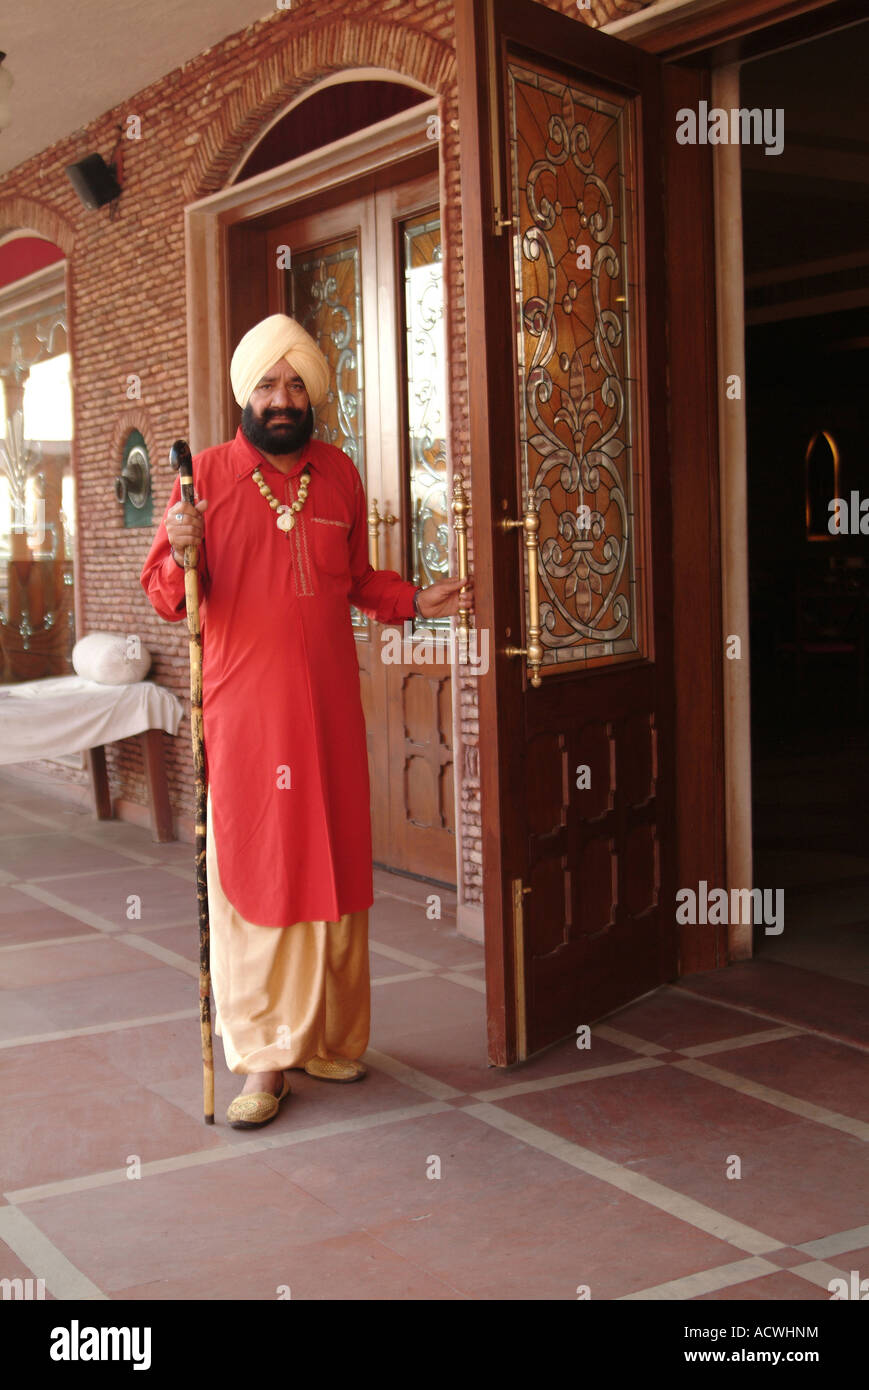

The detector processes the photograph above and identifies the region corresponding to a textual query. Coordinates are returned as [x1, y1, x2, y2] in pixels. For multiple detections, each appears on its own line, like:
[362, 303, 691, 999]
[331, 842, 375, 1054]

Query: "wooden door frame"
[604, 0, 861, 963]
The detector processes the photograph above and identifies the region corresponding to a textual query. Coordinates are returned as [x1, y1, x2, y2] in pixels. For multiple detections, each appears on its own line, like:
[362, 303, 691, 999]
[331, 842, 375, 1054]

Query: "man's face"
[242, 358, 314, 454]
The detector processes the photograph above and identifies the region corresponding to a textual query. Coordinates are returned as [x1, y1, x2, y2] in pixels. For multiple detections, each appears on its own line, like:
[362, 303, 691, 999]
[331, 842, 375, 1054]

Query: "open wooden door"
[457, 0, 686, 1063]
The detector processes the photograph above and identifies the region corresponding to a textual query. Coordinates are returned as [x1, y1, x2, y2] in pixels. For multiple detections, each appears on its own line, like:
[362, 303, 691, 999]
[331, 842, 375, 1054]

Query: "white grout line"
[620, 1256, 782, 1300]
[10, 805, 94, 832]
[3, 865, 139, 884]
[115, 932, 199, 979]
[159, 863, 198, 882]
[679, 1026, 800, 1057]
[440, 971, 486, 994]
[471, 1057, 664, 1101]
[675, 985, 869, 1056]
[10, 805, 163, 866]
[3, 1009, 866, 1305]
[120, 918, 197, 936]
[592, 1024, 670, 1056]
[63, 840, 163, 867]
[461, 1101, 786, 1255]
[374, 886, 458, 912]
[674, 1058, 869, 1141]
[371, 971, 433, 987]
[363, 1047, 466, 1100]
[0, 924, 196, 955]
[5, 1100, 453, 1205]
[367, 939, 439, 972]
[0, 1205, 108, 1300]
[0, 1010, 196, 1050]
[448, 961, 486, 972]
[10, 883, 121, 933]
[786, 1259, 855, 1292]
[797, 1225, 869, 1259]
[0, 931, 102, 953]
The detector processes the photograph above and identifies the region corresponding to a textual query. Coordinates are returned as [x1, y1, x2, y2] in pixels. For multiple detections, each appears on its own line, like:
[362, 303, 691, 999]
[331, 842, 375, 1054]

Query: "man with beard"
[140, 314, 472, 1127]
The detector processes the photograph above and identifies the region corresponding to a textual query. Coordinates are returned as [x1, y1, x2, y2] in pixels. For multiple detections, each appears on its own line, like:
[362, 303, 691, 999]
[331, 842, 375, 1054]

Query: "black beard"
[241, 402, 314, 455]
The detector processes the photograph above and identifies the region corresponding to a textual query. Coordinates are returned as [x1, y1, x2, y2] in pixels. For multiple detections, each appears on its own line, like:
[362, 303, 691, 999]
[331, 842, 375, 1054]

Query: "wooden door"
[456, 0, 681, 1062]
[264, 174, 456, 885]
[375, 179, 456, 886]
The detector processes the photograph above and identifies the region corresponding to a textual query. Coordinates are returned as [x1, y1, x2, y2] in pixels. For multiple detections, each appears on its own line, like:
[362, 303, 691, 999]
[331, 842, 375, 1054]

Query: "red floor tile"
[114, 1229, 465, 1300]
[22, 1155, 358, 1292]
[32, 868, 195, 930]
[0, 897, 100, 945]
[703, 1034, 869, 1123]
[492, 1064, 795, 1166]
[0, 835, 138, 880]
[77, 1017, 200, 1087]
[604, 987, 778, 1051]
[367, 1178, 742, 1300]
[630, 1120, 867, 1247]
[4, 964, 195, 1033]
[371, 973, 484, 1038]
[0, 1036, 133, 1101]
[1, 1079, 224, 1191]
[678, 961, 869, 1047]
[0, 937, 166, 989]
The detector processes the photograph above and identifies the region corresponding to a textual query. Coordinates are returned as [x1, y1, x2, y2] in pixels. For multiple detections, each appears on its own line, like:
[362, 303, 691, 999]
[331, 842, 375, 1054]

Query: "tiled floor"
[1, 769, 867, 1301]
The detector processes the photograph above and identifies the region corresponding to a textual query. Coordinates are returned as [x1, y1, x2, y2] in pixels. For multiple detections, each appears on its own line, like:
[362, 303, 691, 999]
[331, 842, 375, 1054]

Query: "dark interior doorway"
[743, 18, 869, 987]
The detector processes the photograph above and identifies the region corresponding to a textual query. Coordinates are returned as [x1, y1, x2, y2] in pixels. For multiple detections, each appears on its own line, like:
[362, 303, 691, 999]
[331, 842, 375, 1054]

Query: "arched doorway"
[0, 232, 77, 683]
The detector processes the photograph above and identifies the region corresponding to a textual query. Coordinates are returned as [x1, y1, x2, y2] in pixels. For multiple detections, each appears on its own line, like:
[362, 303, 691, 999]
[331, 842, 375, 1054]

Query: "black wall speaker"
[65, 154, 122, 210]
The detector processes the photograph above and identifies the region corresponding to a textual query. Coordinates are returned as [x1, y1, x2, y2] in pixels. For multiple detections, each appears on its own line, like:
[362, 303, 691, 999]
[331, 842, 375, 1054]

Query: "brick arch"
[0, 196, 74, 257]
[183, 21, 453, 201]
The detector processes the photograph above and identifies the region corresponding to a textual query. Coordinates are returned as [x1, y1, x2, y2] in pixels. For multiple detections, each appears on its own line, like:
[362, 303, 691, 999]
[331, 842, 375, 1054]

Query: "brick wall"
[0, 0, 652, 903]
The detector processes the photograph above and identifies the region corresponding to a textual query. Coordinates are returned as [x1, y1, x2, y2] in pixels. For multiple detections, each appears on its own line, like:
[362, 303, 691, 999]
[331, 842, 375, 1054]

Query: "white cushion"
[71, 632, 152, 685]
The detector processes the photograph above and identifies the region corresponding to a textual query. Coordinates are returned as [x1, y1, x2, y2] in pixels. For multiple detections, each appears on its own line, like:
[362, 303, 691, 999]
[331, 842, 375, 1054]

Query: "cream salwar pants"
[206, 789, 370, 1075]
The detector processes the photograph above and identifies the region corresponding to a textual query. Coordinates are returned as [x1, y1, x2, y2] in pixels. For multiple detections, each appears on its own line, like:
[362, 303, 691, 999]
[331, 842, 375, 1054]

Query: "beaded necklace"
[251, 466, 311, 532]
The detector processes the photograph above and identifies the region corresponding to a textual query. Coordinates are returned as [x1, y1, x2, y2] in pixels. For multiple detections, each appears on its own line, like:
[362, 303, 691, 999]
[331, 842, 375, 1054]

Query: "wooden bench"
[0, 675, 184, 842]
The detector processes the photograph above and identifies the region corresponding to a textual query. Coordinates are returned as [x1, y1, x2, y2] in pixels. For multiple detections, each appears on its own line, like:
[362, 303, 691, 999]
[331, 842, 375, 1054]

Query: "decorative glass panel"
[508, 62, 645, 669]
[402, 215, 449, 633]
[285, 233, 366, 629]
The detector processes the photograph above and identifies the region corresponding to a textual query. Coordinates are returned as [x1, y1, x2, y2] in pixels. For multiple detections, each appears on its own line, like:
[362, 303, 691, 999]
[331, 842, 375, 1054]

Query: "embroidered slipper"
[304, 1057, 367, 1083]
[226, 1074, 291, 1128]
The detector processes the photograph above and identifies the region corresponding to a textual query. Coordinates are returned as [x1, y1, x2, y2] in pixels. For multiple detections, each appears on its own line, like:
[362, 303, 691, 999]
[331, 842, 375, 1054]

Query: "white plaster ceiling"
[0, 0, 281, 177]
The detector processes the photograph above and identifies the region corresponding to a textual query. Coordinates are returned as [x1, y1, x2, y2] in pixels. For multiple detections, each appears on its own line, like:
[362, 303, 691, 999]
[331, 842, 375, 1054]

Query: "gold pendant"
[276, 508, 295, 532]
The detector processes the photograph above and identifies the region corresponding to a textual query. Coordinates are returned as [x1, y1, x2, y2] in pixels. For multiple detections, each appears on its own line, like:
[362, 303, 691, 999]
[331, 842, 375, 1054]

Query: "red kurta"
[140, 428, 416, 925]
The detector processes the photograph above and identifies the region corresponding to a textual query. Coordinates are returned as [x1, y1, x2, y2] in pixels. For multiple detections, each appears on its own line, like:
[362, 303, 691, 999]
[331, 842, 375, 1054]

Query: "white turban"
[230, 313, 331, 410]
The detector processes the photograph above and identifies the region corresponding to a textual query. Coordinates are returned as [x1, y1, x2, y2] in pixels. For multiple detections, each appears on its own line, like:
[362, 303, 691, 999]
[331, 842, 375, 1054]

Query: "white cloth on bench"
[0, 675, 183, 765]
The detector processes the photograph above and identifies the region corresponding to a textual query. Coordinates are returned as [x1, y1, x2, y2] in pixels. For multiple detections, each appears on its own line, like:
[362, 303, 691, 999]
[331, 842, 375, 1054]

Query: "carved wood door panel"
[457, 0, 679, 1061]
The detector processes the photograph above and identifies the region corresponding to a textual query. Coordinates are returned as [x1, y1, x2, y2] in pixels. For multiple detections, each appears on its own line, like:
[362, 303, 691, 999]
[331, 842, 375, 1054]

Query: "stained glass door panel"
[283, 231, 369, 633]
[286, 235, 365, 472]
[402, 214, 450, 630]
[509, 62, 646, 673]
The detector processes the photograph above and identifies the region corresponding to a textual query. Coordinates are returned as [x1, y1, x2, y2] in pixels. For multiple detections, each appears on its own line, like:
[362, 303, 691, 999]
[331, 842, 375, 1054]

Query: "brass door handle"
[501, 498, 543, 688]
[367, 500, 398, 569]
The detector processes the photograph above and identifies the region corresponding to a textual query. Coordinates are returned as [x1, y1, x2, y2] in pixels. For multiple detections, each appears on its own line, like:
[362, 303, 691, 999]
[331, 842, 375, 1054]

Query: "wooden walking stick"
[171, 439, 214, 1124]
